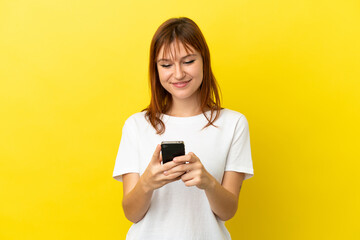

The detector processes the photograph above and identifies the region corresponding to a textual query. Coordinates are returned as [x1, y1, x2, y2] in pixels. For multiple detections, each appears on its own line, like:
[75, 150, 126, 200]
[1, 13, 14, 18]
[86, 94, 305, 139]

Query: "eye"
[160, 64, 172, 68]
[184, 60, 195, 65]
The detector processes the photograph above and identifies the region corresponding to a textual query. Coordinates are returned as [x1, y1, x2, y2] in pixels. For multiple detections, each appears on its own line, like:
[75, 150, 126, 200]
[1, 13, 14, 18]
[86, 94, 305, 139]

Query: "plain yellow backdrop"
[1, 0, 359, 239]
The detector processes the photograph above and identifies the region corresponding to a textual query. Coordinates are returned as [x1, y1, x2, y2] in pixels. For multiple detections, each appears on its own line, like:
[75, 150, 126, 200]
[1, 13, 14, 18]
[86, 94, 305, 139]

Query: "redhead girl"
[113, 17, 254, 240]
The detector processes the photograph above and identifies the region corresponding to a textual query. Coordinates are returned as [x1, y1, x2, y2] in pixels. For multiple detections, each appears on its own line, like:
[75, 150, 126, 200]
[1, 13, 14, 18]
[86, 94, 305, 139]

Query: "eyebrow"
[157, 54, 197, 63]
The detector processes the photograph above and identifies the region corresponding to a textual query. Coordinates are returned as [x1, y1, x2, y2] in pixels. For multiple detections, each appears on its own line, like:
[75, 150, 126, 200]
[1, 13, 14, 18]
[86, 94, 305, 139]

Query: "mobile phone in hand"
[161, 141, 185, 164]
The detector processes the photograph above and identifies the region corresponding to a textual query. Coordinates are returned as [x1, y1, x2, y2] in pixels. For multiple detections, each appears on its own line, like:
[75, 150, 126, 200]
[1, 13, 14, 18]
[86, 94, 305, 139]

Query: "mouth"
[172, 79, 192, 88]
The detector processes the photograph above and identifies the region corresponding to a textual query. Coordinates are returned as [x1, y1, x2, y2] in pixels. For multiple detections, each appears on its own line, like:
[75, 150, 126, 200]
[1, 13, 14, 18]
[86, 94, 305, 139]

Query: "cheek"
[193, 63, 203, 80]
[198, 70, 203, 80]
[158, 69, 171, 82]
[158, 70, 171, 90]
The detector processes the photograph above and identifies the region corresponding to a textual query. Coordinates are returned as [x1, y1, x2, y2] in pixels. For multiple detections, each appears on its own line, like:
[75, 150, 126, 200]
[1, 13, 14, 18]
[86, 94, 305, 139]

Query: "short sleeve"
[112, 118, 140, 182]
[225, 115, 254, 180]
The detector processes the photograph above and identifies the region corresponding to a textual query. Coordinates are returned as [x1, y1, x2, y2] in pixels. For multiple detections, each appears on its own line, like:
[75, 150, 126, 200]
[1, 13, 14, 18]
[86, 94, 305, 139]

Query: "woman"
[113, 17, 254, 239]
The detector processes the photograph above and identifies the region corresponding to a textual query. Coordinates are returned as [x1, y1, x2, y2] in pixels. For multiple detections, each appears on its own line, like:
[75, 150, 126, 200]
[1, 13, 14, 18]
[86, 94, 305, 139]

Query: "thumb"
[151, 144, 162, 164]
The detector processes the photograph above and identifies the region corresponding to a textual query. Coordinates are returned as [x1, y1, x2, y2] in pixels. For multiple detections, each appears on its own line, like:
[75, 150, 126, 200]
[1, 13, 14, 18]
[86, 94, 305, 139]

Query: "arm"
[204, 171, 245, 221]
[165, 153, 245, 221]
[122, 144, 184, 223]
[122, 173, 153, 223]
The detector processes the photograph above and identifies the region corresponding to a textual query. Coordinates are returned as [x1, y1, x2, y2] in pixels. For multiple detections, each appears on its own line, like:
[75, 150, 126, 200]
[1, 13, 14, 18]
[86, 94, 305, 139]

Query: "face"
[156, 41, 203, 103]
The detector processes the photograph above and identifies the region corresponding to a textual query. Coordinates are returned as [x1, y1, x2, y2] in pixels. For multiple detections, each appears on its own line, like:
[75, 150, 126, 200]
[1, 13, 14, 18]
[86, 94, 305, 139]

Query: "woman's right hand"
[122, 144, 185, 223]
[140, 144, 185, 192]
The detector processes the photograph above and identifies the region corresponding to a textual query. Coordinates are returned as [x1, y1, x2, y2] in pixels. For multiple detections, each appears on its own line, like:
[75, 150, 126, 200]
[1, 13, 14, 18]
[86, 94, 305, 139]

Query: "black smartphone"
[161, 141, 185, 164]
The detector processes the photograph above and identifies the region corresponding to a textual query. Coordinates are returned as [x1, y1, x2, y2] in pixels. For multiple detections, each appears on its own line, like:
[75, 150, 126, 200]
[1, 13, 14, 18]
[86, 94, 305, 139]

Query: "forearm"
[204, 175, 238, 221]
[122, 176, 153, 223]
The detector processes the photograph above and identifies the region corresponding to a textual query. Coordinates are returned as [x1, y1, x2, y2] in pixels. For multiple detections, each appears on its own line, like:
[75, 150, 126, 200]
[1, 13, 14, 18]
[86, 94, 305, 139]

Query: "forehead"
[157, 40, 197, 60]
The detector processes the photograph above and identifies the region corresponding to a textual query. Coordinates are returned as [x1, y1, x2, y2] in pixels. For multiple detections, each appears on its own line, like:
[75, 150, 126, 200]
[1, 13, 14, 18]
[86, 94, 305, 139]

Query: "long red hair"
[143, 17, 222, 135]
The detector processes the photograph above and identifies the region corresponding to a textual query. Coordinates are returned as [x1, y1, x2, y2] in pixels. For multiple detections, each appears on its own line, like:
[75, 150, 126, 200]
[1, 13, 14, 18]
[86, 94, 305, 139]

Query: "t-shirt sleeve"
[225, 115, 254, 180]
[112, 118, 140, 182]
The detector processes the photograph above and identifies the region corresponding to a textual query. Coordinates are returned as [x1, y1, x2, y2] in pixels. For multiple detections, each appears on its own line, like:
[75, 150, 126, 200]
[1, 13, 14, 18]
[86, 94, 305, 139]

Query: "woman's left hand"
[163, 152, 214, 190]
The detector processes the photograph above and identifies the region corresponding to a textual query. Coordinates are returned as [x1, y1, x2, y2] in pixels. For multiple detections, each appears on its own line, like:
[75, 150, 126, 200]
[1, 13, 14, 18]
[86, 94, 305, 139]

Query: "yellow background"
[1, 0, 359, 239]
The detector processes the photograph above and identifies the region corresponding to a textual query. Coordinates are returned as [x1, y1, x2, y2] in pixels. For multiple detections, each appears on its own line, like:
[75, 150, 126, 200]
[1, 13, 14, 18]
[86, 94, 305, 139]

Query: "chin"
[171, 92, 199, 100]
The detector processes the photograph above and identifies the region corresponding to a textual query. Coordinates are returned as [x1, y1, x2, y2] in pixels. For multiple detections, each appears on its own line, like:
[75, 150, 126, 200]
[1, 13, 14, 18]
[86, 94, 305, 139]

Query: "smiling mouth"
[172, 79, 192, 88]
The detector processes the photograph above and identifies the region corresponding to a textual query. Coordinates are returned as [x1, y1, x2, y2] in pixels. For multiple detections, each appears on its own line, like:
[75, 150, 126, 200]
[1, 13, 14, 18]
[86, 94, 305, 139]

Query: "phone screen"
[161, 141, 185, 164]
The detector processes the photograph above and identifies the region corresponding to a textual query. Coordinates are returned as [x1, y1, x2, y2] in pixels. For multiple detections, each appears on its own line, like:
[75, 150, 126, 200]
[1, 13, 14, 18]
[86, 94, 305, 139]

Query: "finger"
[181, 171, 195, 182]
[151, 144, 162, 163]
[164, 163, 191, 176]
[165, 171, 186, 180]
[167, 175, 182, 183]
[173, 153, 196, 163]
[183, 178, 198, 187]
[159, 173, 183, 187]
[161, 160, 183, 172]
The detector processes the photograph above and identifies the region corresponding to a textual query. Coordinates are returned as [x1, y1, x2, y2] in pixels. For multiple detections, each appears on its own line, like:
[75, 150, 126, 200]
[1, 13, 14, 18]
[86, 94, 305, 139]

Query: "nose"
[174, 64, 186, 80]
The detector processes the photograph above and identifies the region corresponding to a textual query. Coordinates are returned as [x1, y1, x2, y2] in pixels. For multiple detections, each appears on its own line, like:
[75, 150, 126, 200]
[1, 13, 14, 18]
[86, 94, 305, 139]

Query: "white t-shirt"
[113, 108, 254, 240]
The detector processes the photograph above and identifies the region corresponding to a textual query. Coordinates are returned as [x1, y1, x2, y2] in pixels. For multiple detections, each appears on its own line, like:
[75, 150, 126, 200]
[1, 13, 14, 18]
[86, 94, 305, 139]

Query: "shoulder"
[219, 108, 248, 122]
[217, 108, 250, 132]
[123, 111, 148, 129]
[125, 111, 147, 123]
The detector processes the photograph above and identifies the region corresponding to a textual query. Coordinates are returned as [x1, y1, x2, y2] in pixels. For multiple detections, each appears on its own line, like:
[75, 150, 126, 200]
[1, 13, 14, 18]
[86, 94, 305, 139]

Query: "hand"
[140, 144, 185, 192]
[164, 152, 214, 190]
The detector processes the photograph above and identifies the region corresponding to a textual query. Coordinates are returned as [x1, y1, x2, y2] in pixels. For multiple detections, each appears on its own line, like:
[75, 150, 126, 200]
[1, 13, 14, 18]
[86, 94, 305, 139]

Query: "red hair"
[143, 17, 222, 135]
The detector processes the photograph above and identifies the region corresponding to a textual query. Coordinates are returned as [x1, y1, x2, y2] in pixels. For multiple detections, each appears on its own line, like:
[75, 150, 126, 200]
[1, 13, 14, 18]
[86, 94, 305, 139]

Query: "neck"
[166, 92, 203, 117]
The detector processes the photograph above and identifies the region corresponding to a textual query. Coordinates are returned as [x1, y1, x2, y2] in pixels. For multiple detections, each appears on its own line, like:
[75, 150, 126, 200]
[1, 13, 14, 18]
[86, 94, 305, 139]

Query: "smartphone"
[161, 141, 185, 164]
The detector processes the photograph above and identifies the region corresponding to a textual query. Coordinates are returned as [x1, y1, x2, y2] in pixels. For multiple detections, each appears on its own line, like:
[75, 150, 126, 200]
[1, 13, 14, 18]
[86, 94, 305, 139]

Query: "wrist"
[139, 174, 153, 194]
[204, 172, 217, 191]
